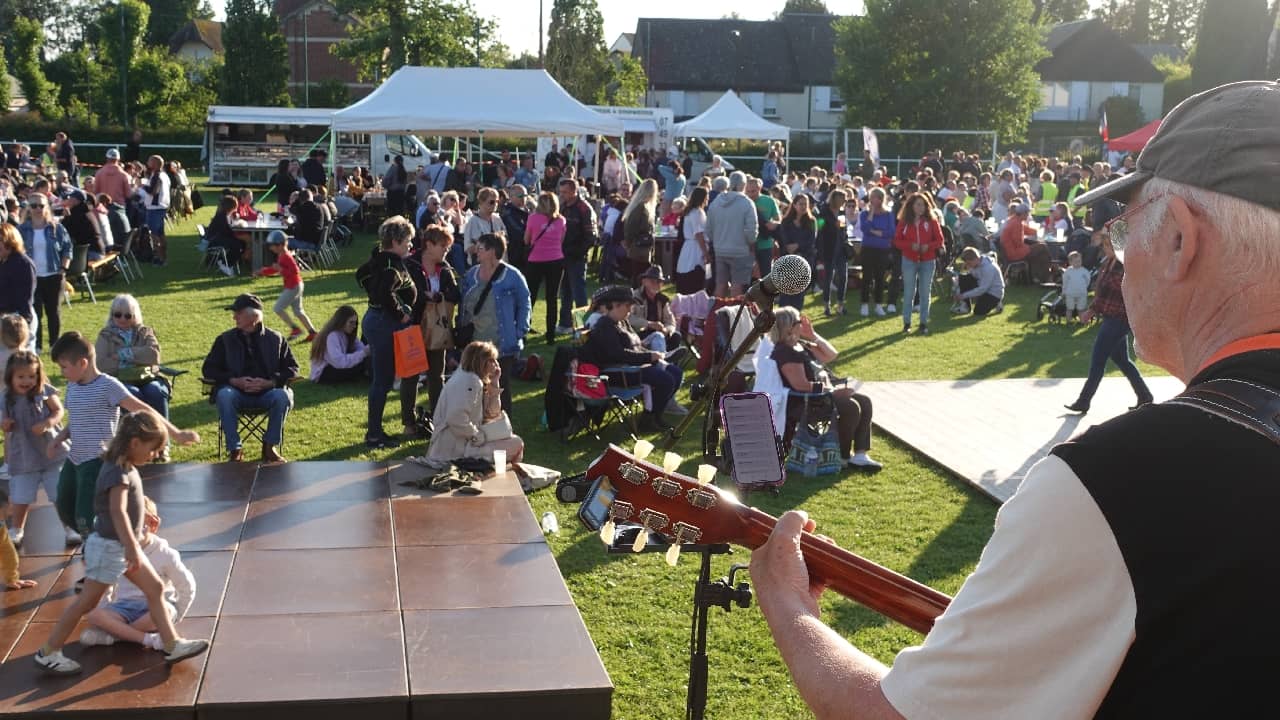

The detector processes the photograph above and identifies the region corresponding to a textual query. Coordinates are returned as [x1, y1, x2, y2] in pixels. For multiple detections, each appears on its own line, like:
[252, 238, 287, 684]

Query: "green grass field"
[47, 187, 1164, 719]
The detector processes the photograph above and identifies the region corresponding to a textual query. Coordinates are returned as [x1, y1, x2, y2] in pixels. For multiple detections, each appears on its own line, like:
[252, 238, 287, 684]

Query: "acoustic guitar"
[582, 444, 952, 634]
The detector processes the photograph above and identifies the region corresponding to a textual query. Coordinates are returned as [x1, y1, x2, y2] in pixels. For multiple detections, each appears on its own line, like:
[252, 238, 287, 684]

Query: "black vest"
[1051, 350, 1280, 718]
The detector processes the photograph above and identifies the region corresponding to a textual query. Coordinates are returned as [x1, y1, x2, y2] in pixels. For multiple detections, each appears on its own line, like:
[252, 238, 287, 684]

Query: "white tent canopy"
[207, 105, 340, 126]
[673, 90, 790, 141]
[331, 67, 624, 138]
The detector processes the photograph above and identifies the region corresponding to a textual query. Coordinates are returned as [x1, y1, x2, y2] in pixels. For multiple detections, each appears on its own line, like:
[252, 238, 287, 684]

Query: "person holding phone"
[770, 307, 881, 470]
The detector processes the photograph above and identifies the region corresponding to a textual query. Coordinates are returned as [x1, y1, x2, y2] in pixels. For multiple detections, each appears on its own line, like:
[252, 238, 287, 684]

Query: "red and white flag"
[1099, 109, 1109, 143]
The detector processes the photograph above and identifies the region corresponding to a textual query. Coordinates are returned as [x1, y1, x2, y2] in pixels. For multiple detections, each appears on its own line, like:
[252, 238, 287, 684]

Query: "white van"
[206, 106, 433, 187]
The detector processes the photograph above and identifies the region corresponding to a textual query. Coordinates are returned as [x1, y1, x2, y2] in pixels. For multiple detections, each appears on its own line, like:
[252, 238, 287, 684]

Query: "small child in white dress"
[1061, 251, 1092, 322]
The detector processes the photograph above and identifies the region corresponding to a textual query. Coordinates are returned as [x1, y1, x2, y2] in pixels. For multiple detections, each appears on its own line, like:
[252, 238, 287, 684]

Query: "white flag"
[862, 127, 880, 167]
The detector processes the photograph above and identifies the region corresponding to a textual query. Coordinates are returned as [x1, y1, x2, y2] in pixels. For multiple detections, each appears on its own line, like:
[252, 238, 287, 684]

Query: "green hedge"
[0, 116, 204, 167]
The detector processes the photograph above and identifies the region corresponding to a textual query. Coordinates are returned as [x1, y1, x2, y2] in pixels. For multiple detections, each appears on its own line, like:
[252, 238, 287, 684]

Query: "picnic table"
[233, 215, 293, 272]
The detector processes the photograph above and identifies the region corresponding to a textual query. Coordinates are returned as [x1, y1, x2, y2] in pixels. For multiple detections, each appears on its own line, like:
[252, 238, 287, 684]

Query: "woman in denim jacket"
[458, 232, 531, 413]
[18, 196, 71, 351]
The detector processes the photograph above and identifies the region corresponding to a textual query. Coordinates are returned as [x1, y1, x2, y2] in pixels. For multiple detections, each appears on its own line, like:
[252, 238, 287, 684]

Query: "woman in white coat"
[426, 340, 524, 462]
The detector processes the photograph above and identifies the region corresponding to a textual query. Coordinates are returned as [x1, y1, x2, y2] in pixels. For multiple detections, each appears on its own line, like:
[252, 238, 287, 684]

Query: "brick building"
[274, 0, 373, 104]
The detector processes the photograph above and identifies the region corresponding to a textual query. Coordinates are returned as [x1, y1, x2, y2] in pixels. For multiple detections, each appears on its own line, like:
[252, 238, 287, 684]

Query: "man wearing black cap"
[579, 285, 685, 433]
[60, 189, 105, 260]
[749, 79, 1280, 718]
[202, 293, 299, 463]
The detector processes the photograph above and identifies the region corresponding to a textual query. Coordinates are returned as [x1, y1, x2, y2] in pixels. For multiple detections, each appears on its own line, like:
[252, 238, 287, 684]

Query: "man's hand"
[173, 429, 200, 446]
[1080, 309, 1095, 324]
[0, 418, 14, 432]
[5, 579, 38, 590]
[751, 510, 826, 620]
[124, 543, 142, 574]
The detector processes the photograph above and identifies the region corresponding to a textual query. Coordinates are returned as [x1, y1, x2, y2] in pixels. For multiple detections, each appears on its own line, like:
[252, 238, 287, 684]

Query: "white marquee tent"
[673, 90, 790, 142]
[331, 67, 624, 138]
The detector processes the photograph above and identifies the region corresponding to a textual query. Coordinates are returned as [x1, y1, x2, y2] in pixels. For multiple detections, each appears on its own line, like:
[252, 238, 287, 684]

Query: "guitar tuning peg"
[697, 464, 717, 485]
[662, 451, 682, 474]
[599, 519, 616, 546]
[633, 439, 654, 460]
[631, 528, 648, 552]
[665, 543, 681, 566]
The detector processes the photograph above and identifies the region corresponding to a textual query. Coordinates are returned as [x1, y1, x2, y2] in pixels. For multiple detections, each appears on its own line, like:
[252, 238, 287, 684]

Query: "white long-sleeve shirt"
[98, 535, 196, 621]
[309, 332, 369, 381]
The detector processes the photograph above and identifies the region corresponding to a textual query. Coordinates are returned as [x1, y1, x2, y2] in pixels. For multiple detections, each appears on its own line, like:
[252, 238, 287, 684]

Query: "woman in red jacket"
[893, 192, 946, 335]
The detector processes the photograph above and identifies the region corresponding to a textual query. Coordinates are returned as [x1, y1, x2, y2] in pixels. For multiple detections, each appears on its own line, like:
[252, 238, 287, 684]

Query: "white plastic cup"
[493, 449, 507, 475]
[1056, 227, 1064, 242]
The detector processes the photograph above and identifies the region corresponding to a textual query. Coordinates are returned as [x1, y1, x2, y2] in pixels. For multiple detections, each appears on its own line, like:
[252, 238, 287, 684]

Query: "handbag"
[480, 412, 513, 442]
[190, 186, 203, 210]
[784, 398, 842, 477]
[393, 325, 429, 378]
[452, 265, 503, 348]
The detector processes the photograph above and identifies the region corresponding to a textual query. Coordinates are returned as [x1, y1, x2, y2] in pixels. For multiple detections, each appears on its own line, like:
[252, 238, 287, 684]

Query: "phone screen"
[720, 392, 785, 489]
[576, 476, 617, 532]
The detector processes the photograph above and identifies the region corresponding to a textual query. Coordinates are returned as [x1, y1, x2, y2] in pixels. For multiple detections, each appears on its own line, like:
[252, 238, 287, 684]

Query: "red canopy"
[1108, 119, 1162, 152]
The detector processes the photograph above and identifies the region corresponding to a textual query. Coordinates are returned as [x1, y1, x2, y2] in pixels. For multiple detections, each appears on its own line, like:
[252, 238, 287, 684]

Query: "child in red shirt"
[263, 231, 317, 341]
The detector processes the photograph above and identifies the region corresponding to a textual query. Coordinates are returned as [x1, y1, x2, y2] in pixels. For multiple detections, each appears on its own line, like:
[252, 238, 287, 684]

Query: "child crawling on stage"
[33, 412, 208, 675]
[77, 495, 196, 651]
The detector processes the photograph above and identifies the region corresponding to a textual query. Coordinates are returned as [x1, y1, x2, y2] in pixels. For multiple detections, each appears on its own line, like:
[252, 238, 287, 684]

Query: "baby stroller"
[1036, 285, 1068, 323]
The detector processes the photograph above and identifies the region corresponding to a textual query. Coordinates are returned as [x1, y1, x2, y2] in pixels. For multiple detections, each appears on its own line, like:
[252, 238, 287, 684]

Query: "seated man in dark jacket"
[60, 189, 105, 259]
[289, 188, 325, 251]
[202, 293, 299, 463]
[578, 285, 684, 433]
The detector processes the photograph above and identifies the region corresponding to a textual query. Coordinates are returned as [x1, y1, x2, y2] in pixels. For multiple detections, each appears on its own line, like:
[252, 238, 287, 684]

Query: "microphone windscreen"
[769, 254, 812, 295]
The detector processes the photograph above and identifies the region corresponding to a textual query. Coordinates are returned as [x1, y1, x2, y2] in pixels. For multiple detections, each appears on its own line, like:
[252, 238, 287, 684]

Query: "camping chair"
[561, 356, 647, 444]
[66, 244, 100, 304]
[200, 378, 292, 461]
[752, 336, 834, 455]
[993, 241, 1031, 286]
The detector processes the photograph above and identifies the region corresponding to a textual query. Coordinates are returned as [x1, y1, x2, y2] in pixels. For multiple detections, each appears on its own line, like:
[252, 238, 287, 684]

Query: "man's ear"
[1164, 195, 1201, 282]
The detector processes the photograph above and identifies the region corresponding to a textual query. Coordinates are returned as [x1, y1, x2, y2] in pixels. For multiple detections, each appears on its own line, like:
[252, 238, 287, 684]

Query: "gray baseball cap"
[1073, 79, 1280, 211]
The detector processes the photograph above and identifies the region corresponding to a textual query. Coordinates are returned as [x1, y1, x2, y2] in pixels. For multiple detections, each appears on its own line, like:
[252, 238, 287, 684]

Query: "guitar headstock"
[581, 444, 749, 547]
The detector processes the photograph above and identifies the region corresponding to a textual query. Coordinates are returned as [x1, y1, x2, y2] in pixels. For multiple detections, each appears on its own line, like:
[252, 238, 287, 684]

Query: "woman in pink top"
[522, 191, 567, 343]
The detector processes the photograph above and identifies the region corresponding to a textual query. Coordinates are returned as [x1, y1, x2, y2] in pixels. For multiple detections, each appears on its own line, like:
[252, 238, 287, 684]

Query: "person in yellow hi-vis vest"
[1064, 172, 1089, 228]
[1034, 170, 1058, 221]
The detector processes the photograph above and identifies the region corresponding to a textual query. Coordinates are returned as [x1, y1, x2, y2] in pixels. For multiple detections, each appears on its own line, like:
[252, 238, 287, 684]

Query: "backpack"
[518, 353, 543, 382]
[131, 225, 155, 263]
[567, 359, 607, 400]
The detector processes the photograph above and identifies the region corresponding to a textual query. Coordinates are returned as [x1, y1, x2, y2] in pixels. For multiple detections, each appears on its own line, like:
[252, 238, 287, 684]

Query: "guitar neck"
[738, 506, 951, 635]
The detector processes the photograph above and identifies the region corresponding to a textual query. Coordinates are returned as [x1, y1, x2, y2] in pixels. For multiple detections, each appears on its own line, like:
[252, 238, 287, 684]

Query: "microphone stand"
[662, 299, 777, 463]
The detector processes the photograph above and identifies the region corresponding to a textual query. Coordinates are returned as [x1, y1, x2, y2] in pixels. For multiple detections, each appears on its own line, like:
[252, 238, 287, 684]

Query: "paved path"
[863, 376, 1187, 502]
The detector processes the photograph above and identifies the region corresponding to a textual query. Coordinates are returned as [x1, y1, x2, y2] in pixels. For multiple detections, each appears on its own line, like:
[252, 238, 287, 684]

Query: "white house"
[1034, 19, 1165, 124]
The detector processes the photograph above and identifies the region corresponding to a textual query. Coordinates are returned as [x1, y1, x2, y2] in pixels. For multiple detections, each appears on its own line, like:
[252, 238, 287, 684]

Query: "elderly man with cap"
[93, 148, 133, 206]
[628, 264, 682, 352]
[579, 284, 685, 433]
[748, 79, 1280, 718]
[202, 293, 298, 463]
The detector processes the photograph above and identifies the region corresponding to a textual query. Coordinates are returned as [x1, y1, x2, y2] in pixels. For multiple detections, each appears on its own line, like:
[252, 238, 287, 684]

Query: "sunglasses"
[113, 312, 133, 320]
[28, 203, 45, 209]
[1104, 191, 1167, 253]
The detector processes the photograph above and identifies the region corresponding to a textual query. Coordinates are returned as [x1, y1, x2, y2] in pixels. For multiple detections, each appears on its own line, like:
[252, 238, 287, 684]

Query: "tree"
[505, 51, 541, 69]
[308, 78, 350, 108]
[333, 0, 501, 81]
[46, 47, 112, 124]
[1100, 94, 1145, 136]
[11, 16, 59, 118]
[604, 55, 647, 106]
[97, 0, 150, 125]
[1190, 0, 1270, 93]
[1152, 53, 1193, 113]
[1094, 0, 1204, 50]
[777, 0, 830, 15]
[545, 0, 611, 104]
[0, 38, 8, 113]
[834, 0, 1047, 142]
[143, 0, 214, 47]
[220, 0, 290, 107]
[1030, 0, 1088, 25]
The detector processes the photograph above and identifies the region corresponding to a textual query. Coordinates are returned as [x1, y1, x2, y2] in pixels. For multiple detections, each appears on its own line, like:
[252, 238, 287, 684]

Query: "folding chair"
[201, 378, 288, 460]
[562, 358, 646, 443]
[66, 245, 99, 303]
[196, 224, 235, 276]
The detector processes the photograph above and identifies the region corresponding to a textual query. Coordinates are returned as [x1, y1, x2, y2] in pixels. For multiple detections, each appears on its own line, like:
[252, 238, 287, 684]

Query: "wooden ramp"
[863, 376, 1187, 502]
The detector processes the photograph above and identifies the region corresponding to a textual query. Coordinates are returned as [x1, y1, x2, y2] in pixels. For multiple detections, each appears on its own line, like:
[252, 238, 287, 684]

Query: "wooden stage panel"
[0, 617, 215, 719]
[404, 606, 614, 720]
[0, 462, 612, 719]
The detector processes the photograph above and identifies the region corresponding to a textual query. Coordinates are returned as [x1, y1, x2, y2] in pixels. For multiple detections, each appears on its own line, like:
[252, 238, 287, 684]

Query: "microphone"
[745, 254, 812, 307]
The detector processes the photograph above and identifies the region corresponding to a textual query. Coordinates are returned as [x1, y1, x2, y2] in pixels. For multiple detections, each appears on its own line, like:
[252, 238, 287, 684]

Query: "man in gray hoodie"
[705, 171, 759, 296]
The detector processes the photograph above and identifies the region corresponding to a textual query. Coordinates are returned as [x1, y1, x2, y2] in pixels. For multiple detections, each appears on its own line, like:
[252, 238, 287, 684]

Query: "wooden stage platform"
[0, 462, 612, 719]
[864, 376, 1187, 502]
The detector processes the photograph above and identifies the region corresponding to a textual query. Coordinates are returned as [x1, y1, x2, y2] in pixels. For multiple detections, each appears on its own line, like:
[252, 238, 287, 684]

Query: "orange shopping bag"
[393, 326, 429, 378]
